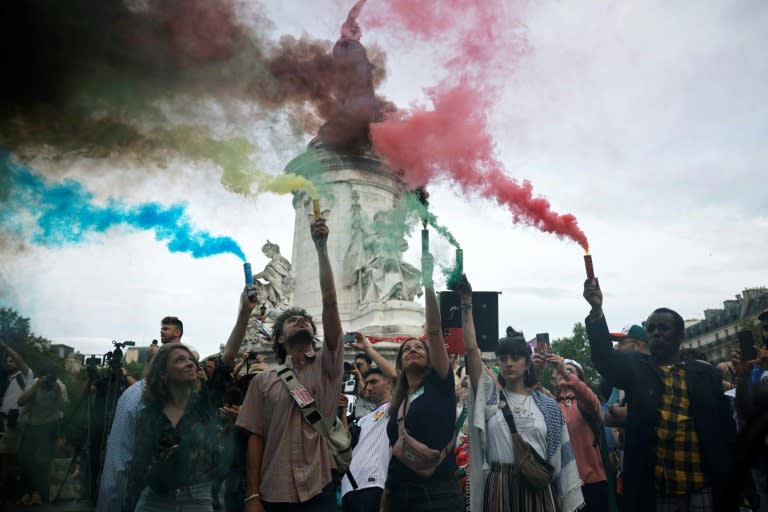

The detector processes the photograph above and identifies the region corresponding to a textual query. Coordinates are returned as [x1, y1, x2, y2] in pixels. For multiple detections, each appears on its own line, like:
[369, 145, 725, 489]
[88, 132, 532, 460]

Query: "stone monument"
[284, 139, 425, 338]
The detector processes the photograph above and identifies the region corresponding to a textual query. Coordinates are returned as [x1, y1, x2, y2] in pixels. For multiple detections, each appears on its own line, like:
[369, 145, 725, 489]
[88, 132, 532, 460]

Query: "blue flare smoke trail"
[0, 153, 246, 261]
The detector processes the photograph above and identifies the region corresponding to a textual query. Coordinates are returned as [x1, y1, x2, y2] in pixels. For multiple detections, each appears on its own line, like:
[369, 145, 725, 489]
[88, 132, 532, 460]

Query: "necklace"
[504, 391, 530, 414]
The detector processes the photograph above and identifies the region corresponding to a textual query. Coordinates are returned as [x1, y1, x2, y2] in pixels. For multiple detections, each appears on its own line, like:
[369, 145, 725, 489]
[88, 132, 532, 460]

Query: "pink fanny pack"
[391, 396, 454, 477]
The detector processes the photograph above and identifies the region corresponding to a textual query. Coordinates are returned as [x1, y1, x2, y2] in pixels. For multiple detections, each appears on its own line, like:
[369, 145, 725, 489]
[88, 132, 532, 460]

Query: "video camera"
[105, 340, 135, 369]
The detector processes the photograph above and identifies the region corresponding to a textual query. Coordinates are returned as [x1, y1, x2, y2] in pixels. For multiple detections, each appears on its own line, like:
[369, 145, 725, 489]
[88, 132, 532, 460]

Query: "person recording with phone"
[730, 309, 768, 511]
[0, 337, 34, 498]
[345, 332, 397, 421]
[15, 364, 69, 506]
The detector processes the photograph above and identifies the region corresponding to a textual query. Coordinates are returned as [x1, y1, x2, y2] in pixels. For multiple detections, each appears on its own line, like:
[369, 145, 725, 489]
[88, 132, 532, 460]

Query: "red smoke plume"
[371, 84, 588, 250]
[362, 0, 589, 250]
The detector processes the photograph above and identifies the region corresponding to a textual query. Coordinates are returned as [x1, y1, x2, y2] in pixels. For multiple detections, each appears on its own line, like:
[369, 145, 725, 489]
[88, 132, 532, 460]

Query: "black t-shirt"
[386, 369, 457, 485]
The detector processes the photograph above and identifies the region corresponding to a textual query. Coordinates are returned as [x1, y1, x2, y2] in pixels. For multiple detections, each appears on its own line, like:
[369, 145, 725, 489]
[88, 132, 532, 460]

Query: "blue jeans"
[135, 481, 213, 512]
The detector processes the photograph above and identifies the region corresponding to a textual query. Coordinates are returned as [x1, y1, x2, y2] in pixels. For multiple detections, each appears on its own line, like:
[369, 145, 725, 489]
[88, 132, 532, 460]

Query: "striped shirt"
[654, 364, 707, 495]
[341, 401, 391, 497]
[95, 380, 145, 512]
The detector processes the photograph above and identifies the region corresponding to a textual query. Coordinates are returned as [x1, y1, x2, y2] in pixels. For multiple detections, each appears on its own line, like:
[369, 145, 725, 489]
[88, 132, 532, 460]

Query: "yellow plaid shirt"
[654, 363, 707, 495]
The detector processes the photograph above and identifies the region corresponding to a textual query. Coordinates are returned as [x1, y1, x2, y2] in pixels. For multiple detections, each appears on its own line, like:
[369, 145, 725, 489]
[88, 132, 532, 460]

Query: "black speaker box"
[438, 291, 500, 353]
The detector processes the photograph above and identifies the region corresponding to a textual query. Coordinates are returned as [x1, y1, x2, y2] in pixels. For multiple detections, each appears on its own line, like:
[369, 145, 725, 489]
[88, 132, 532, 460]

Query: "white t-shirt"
[485, 391, 548, 463]
[1, 368, 34, 415]
[341, 401, 391, 497]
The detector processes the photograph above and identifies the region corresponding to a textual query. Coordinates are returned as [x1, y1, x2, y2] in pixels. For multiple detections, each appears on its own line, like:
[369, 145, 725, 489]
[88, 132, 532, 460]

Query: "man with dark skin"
[583, 278, 734, 512]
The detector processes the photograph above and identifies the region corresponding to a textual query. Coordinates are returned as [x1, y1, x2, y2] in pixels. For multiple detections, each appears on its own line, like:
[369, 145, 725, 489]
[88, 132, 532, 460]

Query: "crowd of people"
[0, 214, 767, 512]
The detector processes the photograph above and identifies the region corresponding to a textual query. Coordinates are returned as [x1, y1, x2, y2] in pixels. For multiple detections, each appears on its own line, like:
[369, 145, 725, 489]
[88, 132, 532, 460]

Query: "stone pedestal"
[284, 140, 424, 338]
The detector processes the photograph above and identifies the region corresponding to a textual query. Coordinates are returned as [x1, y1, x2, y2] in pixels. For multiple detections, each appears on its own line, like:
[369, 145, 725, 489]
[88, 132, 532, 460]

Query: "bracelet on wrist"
[244, 492, 261, 503]
[460, 303, 472, 311]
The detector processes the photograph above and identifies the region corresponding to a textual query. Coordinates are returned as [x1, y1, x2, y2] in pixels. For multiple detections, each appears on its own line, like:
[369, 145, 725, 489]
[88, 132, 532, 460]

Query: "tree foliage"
[1, 307, 85, 444]
[545, 322, 602, 391]
[0, 306, 56, 378]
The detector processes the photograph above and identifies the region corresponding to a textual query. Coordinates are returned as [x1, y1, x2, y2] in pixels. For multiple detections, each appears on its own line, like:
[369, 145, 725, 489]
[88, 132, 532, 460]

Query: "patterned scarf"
[468, 370, 584, 512]
[530, 390, 564, 460]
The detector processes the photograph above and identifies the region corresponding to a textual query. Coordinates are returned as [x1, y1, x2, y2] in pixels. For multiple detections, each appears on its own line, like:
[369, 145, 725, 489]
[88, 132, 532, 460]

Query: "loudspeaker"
[438, 291, 500, 353]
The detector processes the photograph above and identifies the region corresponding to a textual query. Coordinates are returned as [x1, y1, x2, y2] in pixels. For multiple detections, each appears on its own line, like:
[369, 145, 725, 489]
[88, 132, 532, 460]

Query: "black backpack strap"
[499, 391, 518, 435]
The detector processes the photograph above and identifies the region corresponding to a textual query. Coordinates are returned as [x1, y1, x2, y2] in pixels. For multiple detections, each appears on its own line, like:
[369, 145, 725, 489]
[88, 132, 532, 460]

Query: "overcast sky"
[2, 0, 767, 360]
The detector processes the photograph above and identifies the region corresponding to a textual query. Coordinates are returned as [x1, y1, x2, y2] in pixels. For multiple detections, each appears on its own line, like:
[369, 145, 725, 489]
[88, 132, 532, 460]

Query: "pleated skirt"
[483, 462, 559, 512]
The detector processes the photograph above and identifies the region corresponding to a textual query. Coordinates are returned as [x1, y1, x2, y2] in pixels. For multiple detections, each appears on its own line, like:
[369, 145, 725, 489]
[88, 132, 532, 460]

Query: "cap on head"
[610, 324, 648, 342]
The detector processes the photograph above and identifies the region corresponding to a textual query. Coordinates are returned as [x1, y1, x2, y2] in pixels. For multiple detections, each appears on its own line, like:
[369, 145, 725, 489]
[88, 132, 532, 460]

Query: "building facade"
[683, 287, 768, 363]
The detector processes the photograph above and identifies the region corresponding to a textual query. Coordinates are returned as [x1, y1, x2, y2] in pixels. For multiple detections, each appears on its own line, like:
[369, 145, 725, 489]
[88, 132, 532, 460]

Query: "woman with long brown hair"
[123, 289, 256, 511]
[380, 253, 464, 512]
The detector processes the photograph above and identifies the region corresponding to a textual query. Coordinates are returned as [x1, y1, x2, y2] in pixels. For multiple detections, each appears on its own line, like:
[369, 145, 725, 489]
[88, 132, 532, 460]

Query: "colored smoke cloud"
[371, 85, 588, 250]
[363, 0, 589, 250]
[0, 153, 246, 261]
[0, 0, 390, 180]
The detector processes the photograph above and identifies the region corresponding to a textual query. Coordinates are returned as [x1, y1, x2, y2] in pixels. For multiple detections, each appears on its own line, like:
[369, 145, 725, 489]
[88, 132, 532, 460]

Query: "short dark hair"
[355, 352, 372, 366]
[161, 316, 184, 336]
[363, 367, 385, 380]
[271, 308, 317, 364]
[651, 308, 685, 340]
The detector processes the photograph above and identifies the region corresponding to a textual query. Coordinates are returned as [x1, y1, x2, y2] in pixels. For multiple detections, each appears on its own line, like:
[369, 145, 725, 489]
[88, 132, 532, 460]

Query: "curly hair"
[142, 344, 199, 408]
[271, 307, 318, 364]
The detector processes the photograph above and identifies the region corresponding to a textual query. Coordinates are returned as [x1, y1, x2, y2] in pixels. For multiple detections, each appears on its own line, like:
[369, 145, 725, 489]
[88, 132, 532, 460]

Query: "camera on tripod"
[105, 340, 135, 369]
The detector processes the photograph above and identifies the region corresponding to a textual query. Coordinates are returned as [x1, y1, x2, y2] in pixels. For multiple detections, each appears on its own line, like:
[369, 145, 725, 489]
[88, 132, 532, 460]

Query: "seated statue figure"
[345, 208, 422, 305]
[253, 241, 293, 310]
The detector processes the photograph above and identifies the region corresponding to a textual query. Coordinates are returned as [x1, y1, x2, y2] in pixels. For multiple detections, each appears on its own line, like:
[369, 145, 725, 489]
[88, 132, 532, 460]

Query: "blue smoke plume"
[0, 153, 246, 261]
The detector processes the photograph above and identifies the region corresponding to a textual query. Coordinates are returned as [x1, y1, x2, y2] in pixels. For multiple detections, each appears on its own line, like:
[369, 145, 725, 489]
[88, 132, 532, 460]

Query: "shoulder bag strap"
[396, 395, 408, 437]
[275, 364, 330, 440]
[499, 390, 519, 435]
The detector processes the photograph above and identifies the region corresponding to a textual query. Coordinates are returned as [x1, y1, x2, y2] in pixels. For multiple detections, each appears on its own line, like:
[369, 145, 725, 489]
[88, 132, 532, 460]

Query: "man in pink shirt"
[237, 216, 343, 512]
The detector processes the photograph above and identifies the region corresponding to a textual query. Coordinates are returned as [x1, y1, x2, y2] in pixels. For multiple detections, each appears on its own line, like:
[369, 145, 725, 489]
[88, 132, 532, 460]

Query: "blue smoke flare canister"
[243, 262, 254, 295]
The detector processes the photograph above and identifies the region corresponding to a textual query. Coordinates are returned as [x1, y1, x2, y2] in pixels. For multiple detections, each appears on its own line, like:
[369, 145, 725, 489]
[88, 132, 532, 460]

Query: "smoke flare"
[0, 153, 246, 260]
